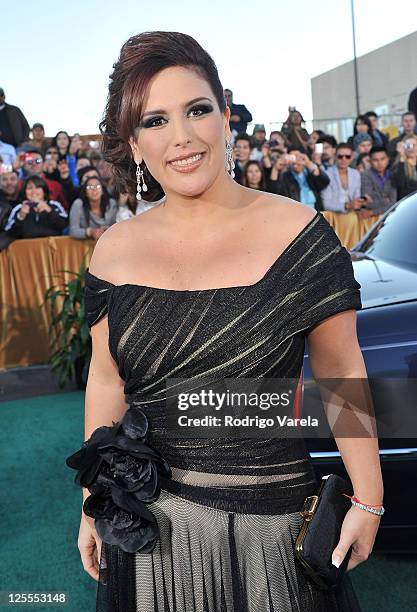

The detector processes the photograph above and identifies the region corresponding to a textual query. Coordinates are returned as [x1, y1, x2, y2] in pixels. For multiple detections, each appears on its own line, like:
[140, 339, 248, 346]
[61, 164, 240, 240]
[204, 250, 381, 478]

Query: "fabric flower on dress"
[66, 406, 171, 553]
[83, 482, 159, 554]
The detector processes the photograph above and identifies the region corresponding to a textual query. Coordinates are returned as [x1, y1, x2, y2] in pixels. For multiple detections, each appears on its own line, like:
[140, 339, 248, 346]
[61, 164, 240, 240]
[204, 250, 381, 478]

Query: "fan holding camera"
[392, 136, 417, 200]
[281, 106, 310, 148]
[275, 145, 330, 210]
[4, 174, 68, 238]
[261, 142, 290, 192]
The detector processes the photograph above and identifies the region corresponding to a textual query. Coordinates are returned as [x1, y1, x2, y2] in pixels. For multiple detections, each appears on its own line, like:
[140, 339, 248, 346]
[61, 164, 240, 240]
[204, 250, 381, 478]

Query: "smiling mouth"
[168, 153, 205, 169]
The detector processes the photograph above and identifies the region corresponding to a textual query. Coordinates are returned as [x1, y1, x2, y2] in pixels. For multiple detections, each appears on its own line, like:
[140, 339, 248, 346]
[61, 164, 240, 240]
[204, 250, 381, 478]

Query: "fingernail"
[332, 557, 341, 568]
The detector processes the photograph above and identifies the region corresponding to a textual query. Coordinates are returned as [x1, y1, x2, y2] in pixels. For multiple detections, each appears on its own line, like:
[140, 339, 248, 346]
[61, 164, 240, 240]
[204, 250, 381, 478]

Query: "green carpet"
[0, 392, 96, 611]
[1, 392, 416, 611]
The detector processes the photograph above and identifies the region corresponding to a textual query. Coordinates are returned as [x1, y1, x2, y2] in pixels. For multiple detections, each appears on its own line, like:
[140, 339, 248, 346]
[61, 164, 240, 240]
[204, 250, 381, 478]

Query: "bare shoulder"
[250, 192, 318, 236]
[87, 212, 152, 281]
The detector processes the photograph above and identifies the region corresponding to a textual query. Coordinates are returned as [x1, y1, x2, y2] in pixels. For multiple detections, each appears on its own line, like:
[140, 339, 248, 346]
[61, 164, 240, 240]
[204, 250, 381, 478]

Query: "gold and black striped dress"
[84, 211, 362, 611]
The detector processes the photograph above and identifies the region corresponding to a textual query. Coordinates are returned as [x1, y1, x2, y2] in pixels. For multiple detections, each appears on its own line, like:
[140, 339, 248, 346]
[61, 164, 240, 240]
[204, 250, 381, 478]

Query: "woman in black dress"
[67, 31, 384, 611]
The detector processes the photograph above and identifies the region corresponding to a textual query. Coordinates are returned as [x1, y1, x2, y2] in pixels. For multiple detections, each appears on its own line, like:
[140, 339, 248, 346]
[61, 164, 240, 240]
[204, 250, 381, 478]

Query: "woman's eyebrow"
[142, 97, 212, 117]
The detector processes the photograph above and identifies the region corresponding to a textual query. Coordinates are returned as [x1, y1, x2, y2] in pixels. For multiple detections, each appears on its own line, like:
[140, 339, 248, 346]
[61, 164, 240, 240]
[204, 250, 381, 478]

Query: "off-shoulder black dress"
[82, 211, 362, 611]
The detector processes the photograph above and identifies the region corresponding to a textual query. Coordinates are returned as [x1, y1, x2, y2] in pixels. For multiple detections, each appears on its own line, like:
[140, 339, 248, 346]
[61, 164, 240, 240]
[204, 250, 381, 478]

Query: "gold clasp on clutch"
[300, 495, 319, 520]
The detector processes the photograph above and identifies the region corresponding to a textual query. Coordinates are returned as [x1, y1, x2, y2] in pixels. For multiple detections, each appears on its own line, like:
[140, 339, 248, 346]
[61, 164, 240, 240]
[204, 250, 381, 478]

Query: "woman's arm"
[78, 240, 129, 580]
[47, 202, 69, 230]
[307, 309, 383, 569]
[69, 199, 89, 239]
[307, 310, 383, 501]
[82, 290, 128, 504]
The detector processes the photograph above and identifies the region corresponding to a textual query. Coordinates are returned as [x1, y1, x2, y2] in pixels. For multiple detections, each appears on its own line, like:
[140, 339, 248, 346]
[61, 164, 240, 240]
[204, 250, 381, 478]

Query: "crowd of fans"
[1, 83, 417, 252]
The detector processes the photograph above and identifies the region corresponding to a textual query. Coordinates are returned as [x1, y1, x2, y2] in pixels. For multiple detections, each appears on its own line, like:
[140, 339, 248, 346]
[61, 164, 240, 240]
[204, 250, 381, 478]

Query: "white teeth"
[170, 153, 203, 167]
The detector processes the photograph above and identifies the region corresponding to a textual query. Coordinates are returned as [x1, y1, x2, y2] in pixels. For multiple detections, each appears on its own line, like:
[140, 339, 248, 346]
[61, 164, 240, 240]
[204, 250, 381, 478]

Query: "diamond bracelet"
[346, 496, 385, 516]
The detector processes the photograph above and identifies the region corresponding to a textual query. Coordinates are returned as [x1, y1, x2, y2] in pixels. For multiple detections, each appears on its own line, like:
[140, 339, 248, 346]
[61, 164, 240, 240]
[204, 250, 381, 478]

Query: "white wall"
[311, 30, 417, 120]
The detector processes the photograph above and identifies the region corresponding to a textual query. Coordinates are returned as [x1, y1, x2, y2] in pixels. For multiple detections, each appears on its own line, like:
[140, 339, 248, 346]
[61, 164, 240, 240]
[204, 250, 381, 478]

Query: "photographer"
[391, 136, 417, 199]
[307, 129, 326, 157]
[4, 175, 68, 238]
[317, 135, 338, 169]
[281, 107, 309, 148]
[387, 111, 417, 162]
[261, 143, 289, 193]
[14, 150, 68, 210]
[268, 131, 288, 152]
[276, 146, 329, 210]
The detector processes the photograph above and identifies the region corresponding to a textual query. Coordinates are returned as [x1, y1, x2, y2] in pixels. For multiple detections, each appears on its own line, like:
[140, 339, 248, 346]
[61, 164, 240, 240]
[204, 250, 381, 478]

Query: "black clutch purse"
[295, 474, 353, 589]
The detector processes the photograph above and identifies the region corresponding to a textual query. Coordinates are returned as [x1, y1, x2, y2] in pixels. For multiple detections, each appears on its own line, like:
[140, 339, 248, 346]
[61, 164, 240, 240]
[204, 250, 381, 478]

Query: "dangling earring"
[135, 161, 148, 200]
[225, 139, 235, 178]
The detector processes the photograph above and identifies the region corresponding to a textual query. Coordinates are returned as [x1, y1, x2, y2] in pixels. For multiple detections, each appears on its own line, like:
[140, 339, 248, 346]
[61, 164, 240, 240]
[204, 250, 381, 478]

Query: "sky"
[3, 0, 417, 136]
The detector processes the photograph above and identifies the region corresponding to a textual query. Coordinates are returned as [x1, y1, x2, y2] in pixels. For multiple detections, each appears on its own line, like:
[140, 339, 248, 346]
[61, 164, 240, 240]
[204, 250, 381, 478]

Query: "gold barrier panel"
[0, 236, 95, 370]
[321, 210, 381, 250]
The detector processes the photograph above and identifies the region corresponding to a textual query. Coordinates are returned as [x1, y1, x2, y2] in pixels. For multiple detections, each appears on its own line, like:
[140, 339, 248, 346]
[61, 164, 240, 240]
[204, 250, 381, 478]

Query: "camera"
[404, 141, 414, 151]
[285, 154, 297, 163]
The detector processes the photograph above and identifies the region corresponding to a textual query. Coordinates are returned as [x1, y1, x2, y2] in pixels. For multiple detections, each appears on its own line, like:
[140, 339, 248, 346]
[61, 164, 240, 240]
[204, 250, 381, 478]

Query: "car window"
[359, 193, 417, 268]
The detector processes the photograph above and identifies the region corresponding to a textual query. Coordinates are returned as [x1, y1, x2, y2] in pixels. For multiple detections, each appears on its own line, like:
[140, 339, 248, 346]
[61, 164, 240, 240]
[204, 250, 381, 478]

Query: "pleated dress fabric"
[84, 211, 363, 612]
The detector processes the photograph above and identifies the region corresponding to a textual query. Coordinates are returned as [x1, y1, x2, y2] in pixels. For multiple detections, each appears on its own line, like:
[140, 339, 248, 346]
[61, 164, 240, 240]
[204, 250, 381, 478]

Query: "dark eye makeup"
[140, 104, 213, 129]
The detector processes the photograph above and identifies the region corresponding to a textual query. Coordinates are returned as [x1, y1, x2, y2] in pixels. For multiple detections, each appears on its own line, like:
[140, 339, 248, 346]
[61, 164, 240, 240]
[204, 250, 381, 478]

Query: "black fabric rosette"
[66, 406, 171, 554]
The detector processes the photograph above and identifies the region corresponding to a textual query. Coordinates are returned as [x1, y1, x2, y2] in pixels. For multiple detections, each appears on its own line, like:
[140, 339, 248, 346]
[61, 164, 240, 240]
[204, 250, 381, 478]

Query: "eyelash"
[141, 104, 213, 128]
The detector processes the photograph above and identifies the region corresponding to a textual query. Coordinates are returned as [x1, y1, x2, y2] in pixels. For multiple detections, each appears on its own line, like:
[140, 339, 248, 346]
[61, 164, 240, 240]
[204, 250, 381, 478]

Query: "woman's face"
[358, 140, 372, 154]
[356, 120, 369, 133]
[26, 181, 45, 202]
[85, 178, 102, 202]
[246, 164, 262, 187]
[57, 132, 70, 149]
[290, 112, 302, 126]
[234, 139, 251, 163]
[130, 66, 230, 199]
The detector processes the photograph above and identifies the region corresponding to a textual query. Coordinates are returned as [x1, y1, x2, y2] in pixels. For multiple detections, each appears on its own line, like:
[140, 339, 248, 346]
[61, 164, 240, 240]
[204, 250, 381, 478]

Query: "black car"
[303, 193, 417, 553]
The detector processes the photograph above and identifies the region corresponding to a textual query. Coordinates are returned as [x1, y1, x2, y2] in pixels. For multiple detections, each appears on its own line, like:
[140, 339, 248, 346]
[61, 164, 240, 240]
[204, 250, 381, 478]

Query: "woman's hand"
[19, 202, 31, 218]
[34, 200, 52, 213]
[43, 158, 57, 174]
[332, 505, 381, 571]
[78, 511, 102, 581]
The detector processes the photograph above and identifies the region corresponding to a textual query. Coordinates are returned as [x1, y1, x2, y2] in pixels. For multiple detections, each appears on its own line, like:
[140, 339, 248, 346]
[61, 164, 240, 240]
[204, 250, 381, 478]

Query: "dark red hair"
[99, 31, 227, 201]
